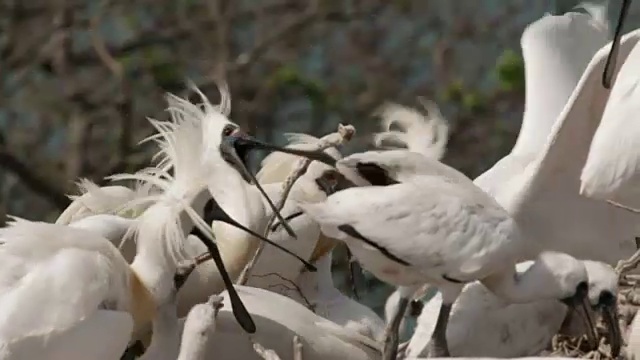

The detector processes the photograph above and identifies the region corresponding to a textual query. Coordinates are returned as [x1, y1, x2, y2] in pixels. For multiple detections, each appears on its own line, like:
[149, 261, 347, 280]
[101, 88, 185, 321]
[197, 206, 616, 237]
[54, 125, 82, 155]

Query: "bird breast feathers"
[301, 179, 518, 272]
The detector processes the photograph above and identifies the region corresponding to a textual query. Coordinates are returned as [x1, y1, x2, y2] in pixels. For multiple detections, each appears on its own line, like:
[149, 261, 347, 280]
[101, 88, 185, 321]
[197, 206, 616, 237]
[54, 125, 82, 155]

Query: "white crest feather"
[373, 99, 450, 160]
[107, 86, 229, 264]
[56, 179, 157, 225]
[257, 132, 343, 184]
[574, 1, 610, 34]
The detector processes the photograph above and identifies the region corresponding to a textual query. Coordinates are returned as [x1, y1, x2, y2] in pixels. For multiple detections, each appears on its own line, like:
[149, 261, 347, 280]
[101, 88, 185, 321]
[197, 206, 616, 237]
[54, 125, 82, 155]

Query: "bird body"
[295, 251, 386, 341]
[299, 174, 524, 290]
[186, 285, 381, 360]
[294, 146, 596, 358]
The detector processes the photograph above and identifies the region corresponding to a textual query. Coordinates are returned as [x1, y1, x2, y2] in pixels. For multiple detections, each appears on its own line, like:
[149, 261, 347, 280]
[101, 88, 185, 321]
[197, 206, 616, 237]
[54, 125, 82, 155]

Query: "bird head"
[526, 251, 597, 349]
[583, 260, 621, 358]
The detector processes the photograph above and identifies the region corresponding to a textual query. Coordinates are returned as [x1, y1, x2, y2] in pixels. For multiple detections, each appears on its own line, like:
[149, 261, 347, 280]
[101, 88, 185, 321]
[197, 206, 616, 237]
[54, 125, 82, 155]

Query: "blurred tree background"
[2, 0, 640, 319]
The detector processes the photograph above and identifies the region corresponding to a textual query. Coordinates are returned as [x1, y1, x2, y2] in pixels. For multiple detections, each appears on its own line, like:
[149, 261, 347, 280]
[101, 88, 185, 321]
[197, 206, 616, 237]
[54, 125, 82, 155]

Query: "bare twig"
[616, 248, 640, 277]
[89, 0, 123, 77]
[236, 123, 355, 285]
[0, 146, 71, 210]
[607, 199, 640, 214]
[252, 342, 283, 360]
[230, 0, 381, 73]
[89, 0, 136, 179]
[206, 0, 231, 80]
[251, 272, 315, 311]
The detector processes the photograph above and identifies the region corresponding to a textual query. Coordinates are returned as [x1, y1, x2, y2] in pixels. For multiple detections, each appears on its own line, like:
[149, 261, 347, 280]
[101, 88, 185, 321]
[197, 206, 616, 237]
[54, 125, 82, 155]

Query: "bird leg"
[293, 335, 303, 360]
[346, 248, 361, 299]
[396, 341, 410, 360]
[382, 296, 410, 360]
[425, 303, 452, 357]
[120, 340, 145, 360]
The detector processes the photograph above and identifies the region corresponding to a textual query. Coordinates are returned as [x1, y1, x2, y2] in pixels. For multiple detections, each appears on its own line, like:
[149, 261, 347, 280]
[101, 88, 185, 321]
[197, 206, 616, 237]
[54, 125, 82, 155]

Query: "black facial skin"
[560, 282, 597, 350]
[218, 125, 298, 239]
[226, 134, 338, 168]
[315, 170, 356, 196]
[596, 291, 621, 358]
[355, 162, 399, 186]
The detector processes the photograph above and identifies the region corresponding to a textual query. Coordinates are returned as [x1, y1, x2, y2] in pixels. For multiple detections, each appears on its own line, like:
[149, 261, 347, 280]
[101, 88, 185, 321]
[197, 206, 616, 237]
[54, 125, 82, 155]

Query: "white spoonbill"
[473, 10, 640, 265]
[0, 111, 222, 360]
[50, 88, 319, 325]
[179, 284, 382, 360]
[0, 103, 224, 358]
[374, 100, 452, 342]
[257, 101, 452, 341]
[281, 148, 596, 359]
[113, 87, 322, 334]
[153, 88, 372, 318]
[403, 260, 620, 358]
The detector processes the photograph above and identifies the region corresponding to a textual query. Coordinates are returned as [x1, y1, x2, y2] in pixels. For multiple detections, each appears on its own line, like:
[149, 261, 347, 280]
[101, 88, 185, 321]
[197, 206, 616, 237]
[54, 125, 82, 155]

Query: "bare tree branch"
[0, 145, 71, 210]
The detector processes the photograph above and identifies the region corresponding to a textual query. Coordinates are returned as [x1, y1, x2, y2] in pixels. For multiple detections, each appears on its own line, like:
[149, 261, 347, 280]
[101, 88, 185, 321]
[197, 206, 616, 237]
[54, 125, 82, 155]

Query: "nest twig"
[236, 124, 356, 285]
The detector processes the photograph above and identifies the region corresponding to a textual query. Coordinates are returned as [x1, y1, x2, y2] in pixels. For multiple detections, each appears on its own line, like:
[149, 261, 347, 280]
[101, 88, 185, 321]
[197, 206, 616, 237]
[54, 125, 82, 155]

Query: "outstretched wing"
[515, 30, 640, 205]
[580, 39, 640, 208]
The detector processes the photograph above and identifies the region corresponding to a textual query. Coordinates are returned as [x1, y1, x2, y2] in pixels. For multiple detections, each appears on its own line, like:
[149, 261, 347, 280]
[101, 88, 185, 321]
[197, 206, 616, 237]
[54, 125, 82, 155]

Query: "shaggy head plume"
[373, 98, 450, 160]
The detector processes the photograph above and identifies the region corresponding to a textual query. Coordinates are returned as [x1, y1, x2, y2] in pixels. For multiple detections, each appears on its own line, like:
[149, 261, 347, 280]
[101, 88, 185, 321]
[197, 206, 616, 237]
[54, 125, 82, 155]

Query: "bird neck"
[208, 176, 269, 281]
[480, 262, 556, 304]
[177, 304, 217, 360]
[129, 269, 158, 334]
[297, 252, 341, 302]
[138, 303, 181, 360]
[130, 202, 191, 317]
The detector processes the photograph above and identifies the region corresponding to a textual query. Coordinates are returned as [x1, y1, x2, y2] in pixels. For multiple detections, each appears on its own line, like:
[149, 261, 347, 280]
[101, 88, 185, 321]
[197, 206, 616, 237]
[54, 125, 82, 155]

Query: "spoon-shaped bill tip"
[203, 198, 316, 272]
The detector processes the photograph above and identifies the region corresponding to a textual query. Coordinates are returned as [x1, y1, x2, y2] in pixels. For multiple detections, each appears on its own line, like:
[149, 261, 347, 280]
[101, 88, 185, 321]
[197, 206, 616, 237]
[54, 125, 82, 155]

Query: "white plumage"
[473, 9, 640, 266]
[294, 148, 593, 358]
[0, 84, 256, 359]
[580, 30, 640, 208]
[404, 260, 619, 358]
[180, 285, 382, 360]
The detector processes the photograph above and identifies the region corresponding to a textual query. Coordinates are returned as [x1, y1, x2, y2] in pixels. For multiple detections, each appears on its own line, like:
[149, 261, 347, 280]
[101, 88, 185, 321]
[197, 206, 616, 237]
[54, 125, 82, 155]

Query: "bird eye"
[222, 125, 236, 137]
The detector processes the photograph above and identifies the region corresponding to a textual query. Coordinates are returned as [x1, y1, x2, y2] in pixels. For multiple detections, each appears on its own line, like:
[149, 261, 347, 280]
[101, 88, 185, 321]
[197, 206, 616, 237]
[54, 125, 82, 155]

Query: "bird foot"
[120, 340, 145, 360]
[293, 335, 303, 360]
[424, 340, 450, 358]
[382, 331, 400, 360]
[395, 341, 409, 360]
